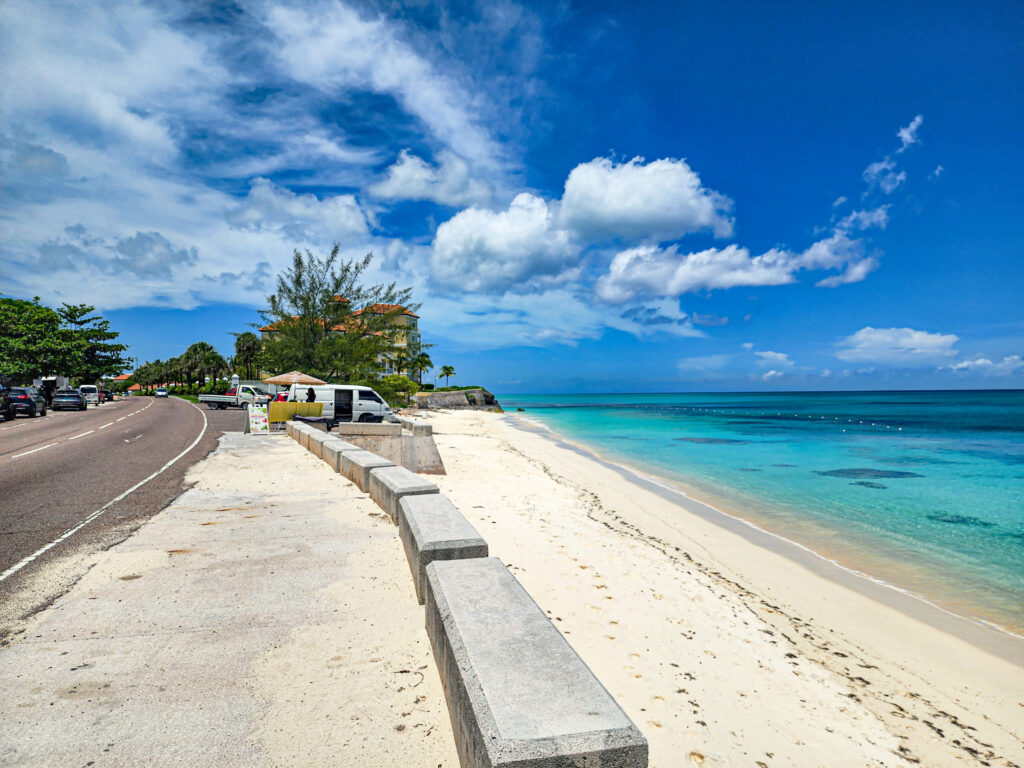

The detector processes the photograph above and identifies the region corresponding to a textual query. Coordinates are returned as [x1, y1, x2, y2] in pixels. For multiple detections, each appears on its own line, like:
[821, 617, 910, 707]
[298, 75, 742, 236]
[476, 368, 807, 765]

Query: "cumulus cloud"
[836, 327, 959, 365]
[429, 193, 578, 294]
[945, 355, 1023, 376]
[225, 178, 369, 243]
[755, 350, 793, 368]
[896, 114, 923, 152]
[559, 156, 734, 241]
[369, 149, 492, 207]
[595, 233, 872, 303]
[832, 196, 847, 208]
[761, 370, 785, 381]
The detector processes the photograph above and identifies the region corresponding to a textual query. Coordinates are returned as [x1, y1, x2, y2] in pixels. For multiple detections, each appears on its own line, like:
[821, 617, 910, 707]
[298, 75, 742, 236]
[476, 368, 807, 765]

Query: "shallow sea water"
[501, 391, 1024, 635]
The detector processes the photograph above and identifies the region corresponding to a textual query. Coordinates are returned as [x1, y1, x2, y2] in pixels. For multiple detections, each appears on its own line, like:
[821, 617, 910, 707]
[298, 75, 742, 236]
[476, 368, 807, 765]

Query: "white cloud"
[226, 178, 369, 242]
[267, 4, 503, 173]
[429, 193, 578, 295]
[832, 196, 847, 208]
[931, 165, 944, 179]
[741, 342, 754, 350]
[368, 149, 492, 207]
[896, 114, 923, 152]
[863, 158, 906, 194]
[836, 327, 959, 365]
[836, 205, 890, 233]
[559, 156, 734, 241]
[755, 350, 793, 368]
[595, 232, 872, 303]
[761, 370, 785, 381]
[945, 355, 1023, 376]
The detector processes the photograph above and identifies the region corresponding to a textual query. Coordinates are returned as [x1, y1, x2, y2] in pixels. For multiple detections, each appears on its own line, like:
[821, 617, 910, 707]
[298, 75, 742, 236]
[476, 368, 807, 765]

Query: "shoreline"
[506, 412, 1024, 664]
[426, 408, 1024, 767]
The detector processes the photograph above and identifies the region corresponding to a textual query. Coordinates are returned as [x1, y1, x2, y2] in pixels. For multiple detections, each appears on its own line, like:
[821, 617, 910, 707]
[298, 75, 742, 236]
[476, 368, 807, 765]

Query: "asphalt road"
[0, 396, 245, 644]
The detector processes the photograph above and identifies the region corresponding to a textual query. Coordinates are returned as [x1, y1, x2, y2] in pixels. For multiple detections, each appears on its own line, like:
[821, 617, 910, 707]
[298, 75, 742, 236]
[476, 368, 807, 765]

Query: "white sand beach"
[423, 409, 1024, 768]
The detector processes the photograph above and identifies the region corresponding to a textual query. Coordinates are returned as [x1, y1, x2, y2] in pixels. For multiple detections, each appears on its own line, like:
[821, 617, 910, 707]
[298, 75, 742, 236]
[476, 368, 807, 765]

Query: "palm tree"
[233, 331, 262, 380]
[439, 365, 456, 387]
[409, 351, 433, 385]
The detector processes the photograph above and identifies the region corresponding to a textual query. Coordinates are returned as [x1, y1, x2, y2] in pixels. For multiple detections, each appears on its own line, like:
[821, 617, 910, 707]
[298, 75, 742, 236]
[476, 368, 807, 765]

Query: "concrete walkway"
[0, 433, 459, 767]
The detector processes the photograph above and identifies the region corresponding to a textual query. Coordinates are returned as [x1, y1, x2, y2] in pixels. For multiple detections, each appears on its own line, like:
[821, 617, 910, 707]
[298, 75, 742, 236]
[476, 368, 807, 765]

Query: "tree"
[409, 351, 433, 385]
[233, 331, 262, 380]
[260, 246, 416, 381]
[57, 303, 129, 384]
[439, 365, 456, 386]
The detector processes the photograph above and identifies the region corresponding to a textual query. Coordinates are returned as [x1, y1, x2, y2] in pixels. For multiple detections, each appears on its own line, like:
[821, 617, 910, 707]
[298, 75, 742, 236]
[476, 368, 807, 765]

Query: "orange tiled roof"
[113, 373, 132, 381]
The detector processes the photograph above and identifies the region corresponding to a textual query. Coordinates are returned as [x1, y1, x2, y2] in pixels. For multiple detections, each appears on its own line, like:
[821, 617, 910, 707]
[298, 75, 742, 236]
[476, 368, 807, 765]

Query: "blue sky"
[1, 0, 1021, 392]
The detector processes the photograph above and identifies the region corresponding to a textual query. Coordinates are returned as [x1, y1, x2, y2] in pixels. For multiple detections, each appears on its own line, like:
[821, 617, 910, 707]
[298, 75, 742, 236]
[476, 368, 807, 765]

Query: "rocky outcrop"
[414, 388, 502, 412]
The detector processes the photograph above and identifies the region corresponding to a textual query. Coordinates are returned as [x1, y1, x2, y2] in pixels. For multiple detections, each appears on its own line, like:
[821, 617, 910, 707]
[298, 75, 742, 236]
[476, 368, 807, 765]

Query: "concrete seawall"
[290, 421, 647, 767]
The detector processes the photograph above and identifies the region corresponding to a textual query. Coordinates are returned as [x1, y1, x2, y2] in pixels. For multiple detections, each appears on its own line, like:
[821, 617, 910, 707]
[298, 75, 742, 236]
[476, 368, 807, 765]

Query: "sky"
[1, 0, 1021, 393]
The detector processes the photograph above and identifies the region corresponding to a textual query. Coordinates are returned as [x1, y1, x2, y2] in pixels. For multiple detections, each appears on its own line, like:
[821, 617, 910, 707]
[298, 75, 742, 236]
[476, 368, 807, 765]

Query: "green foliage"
[259, 246, 416, 381]
[232, 331, 262, 379]
[0, 297, 127, 386]
[439, 365, 456, 386]
[374, 374, 419, 406]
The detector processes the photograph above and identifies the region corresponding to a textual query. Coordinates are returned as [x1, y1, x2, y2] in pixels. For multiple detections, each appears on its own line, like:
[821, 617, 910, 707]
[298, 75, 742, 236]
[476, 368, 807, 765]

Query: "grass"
[428, 384, 488, 392]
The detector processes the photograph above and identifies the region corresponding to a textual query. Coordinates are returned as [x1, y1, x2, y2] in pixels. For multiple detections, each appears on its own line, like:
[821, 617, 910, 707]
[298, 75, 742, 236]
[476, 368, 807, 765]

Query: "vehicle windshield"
[250, 387, 267, 395]
[80, 386, 97, 392]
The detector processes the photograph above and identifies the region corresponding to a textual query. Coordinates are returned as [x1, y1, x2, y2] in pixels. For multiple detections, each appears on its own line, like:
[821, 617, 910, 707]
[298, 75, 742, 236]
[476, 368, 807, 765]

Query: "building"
[259, 298, 420, 377]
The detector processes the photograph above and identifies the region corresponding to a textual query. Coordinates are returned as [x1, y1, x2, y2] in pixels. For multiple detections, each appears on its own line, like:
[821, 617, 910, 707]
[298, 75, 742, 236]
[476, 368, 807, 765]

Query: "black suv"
[0, 385, 14, 421]
[8, 387, 47, 417]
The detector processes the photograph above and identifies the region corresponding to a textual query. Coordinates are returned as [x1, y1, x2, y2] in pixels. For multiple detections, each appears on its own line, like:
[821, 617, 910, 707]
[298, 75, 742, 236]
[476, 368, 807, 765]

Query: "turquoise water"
[500, 391, 1024, 634]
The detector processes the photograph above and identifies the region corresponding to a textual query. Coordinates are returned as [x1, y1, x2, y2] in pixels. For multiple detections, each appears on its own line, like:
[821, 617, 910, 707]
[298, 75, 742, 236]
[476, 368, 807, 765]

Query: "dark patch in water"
[739, 468, 761, 472]
[727, 420, 764, 425]
[926, 513, 996, 528]
[675, 437, 750, 445]
[815, 468, 923, 479]
[772, 463, 797, 468]
[851, 481, 887, 489]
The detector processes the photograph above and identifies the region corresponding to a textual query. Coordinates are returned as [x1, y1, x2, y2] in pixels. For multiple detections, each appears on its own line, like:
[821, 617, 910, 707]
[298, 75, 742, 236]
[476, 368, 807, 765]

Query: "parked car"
[52, 389, 88, 411]
[285, 384, 393, 423]
[102, 389, 114, 402]
[79, 384, 101, 405]
[8, 387, 47, 417]
[0, 385, 14, 421]
[198, 385, 269, 409]
[155, 387, 169, 398]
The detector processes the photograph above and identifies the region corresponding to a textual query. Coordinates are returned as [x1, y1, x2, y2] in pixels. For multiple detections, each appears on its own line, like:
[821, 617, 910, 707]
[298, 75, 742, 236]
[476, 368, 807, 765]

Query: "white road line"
[116, 416, 126, 422]
[0, 399, 209, 585]
[12, 443, 59, 459]
[100, 422, 114, 430]
[69, 430, 94, 440]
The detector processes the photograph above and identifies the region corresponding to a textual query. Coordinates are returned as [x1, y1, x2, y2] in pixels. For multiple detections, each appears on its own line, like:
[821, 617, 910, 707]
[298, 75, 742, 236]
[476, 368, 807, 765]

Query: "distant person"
[306, 387, 316, 403]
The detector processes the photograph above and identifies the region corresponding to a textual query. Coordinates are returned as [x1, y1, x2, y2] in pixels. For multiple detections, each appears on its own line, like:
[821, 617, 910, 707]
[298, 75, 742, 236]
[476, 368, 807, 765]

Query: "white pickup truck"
[198, 385, 271, 410]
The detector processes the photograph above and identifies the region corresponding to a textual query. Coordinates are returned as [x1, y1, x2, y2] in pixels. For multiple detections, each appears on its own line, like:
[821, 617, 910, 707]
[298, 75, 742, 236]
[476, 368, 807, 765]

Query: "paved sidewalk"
[0, 433, 458, 767]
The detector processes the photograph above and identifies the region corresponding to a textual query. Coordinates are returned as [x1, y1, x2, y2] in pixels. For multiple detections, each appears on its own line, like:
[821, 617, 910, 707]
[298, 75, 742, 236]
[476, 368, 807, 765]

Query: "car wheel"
[30, 406, 38, 418]
[241, 402, 249, 410]
[41, 406, 47, 416]
[357, 413, 373, 422]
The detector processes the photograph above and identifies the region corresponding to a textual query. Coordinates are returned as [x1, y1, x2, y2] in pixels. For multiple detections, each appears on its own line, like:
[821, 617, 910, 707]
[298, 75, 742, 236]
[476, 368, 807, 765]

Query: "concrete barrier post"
[398, 494, 487, 603]
[341, 450, 395, 492]
[425, 558, 648, 767]
[321, 438, 360, 472]
[368, 465, 439, 523]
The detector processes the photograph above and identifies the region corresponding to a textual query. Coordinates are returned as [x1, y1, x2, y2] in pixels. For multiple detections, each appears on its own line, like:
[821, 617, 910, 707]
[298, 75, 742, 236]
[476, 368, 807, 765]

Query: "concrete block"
[398, 416, 433, 436]
[341, 450, 395, 492]
[297, 426, 313, 450]
[285, 421, 295, 440]
[425, 558, 648, 768]
[307, 430, 334, 459]
[321, 438, 360, 472]
[368, 465, 439, 523]
[398, 494, 487, 603]
[334, 422, 402, 437]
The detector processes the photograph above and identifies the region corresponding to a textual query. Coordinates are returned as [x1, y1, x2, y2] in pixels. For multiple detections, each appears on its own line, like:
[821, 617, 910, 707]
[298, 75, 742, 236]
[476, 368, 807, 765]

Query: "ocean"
[500, 390, 1024, 636]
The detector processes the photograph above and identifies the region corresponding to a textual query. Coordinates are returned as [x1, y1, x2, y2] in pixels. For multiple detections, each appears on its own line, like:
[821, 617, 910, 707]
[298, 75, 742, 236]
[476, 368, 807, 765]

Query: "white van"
[79, 385, 100, 405]
[287, 384, 394, 424]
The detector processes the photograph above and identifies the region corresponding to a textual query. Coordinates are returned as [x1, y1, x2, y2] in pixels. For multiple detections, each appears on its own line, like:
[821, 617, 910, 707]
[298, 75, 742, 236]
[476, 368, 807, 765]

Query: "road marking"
[12, 443, 59, 459]
[69, 430, 94, 440]
[116, 416, 126, 422]
[0, 399, 209, 585]
[99, 422, 114, 430]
